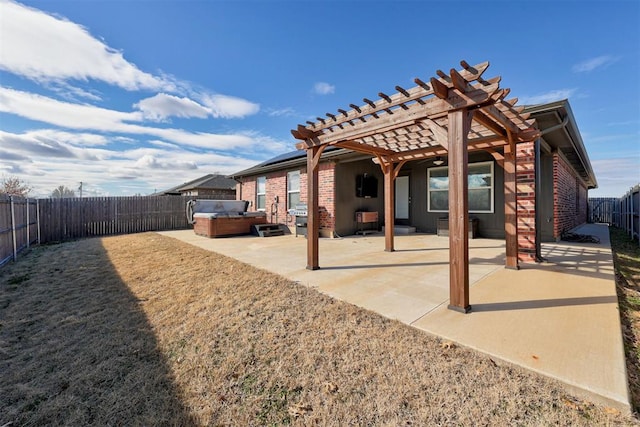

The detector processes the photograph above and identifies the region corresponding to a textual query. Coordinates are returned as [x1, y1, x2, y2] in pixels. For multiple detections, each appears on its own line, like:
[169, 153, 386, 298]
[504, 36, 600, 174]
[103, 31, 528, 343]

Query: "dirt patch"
[1, 232, 637, 425]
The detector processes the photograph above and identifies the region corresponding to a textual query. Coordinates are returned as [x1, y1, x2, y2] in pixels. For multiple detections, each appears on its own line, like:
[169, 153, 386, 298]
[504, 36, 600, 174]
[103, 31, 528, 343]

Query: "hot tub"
[193, 211, 267, 238]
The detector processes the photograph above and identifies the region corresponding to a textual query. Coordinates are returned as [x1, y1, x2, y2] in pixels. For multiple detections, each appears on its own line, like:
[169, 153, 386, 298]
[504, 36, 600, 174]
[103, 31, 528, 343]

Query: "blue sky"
[0, 0, 638, 198]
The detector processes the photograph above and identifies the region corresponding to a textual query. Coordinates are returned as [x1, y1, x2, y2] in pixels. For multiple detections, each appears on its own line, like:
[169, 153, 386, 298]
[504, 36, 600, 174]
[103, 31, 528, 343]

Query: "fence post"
[631, 188, 635, 241]
[26, 198, 30, 249]
[10, 196, 17, 262]
[37, 199, 41, 245]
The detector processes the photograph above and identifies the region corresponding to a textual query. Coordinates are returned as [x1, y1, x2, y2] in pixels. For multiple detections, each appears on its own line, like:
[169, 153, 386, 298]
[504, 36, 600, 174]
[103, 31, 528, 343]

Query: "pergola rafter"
[291, 60, 540, 313]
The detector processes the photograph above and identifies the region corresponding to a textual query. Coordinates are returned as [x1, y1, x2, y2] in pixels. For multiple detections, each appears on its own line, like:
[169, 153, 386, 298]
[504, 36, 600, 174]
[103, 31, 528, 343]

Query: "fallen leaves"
[288, 402, 312, 418]
[323, 381, 339, 394]
[440, 341, 456, 350]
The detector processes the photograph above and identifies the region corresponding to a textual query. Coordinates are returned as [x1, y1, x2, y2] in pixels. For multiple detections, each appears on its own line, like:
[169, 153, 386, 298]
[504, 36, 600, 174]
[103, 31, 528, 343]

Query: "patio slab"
[159, 223, 629, 412]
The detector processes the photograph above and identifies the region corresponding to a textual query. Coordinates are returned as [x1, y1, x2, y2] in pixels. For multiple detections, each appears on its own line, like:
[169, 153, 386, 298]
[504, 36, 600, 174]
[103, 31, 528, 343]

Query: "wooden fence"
[612, 185, 640, 243]
[1, 195, 191, 267]
[588, 184, 640, 244]
[0, 196, 38, 267]
[588, 197, 618, 224]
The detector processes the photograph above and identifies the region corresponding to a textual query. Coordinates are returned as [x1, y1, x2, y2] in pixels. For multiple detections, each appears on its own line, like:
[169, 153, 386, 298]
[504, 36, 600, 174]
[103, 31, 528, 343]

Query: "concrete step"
[381, 225, 416, 235]
[252, 223, 288, 237]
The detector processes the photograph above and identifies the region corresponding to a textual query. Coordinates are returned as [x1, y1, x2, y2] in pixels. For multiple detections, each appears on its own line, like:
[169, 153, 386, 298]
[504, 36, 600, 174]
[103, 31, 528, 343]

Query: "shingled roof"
[157, 174, 237, 195]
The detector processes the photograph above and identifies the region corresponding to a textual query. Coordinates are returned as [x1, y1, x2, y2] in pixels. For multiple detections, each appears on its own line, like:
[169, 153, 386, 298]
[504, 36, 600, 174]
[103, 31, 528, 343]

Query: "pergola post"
[306, 145, 325, 270]
[504, 143, 519, 269]
[383, 162, 395, 252]
[377, 158, 407, 252]
[448, 109, 472, 313]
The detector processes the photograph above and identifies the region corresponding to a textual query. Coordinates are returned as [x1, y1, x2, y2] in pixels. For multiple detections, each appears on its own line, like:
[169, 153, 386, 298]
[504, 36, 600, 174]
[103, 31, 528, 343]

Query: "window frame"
[287, 170, 301, 210]
[256, 176, 266, 211]
[427, 161, 495, 214]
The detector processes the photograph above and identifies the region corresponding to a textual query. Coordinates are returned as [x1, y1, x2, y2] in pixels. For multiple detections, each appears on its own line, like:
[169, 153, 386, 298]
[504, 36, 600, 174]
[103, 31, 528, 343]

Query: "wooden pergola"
[291, 61, 540, 313]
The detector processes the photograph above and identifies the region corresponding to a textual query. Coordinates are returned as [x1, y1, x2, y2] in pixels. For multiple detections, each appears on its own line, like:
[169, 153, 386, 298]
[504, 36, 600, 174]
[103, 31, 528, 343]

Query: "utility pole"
[79, 181, 83, 198]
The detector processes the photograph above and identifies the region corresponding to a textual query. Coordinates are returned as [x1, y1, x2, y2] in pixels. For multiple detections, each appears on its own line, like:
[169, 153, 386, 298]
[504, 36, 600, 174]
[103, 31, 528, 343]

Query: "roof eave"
[229, 148, 357, 178]
[525, 100, 598, 189]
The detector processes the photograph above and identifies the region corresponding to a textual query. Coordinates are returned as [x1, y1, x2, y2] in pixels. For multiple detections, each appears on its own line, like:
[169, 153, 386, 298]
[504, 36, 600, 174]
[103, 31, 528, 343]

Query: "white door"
[395, 176, 409, 221]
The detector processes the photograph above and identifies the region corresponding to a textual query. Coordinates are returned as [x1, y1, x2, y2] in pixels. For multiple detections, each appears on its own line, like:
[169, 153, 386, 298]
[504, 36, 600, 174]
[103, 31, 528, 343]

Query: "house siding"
[398, 151, 506, 239]
[334, 160, 385, 236]
[553, 152, 588, 238]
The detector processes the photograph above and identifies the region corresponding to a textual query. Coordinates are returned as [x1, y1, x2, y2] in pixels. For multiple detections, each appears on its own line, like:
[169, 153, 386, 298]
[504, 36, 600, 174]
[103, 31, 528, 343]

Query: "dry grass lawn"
[610, 226, 640, 415]
[1, 232, 637, 425]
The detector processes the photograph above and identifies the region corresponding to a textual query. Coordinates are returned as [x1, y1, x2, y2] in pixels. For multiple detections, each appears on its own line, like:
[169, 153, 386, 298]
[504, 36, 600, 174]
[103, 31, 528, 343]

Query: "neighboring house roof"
[524, 99, 597, 189]
[232, 100, 597, 189]
[157, 174, 237, 195]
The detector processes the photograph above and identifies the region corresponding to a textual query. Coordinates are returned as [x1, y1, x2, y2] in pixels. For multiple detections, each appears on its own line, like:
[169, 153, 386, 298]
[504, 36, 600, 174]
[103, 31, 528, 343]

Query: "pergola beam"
[303, 83, 501, 146]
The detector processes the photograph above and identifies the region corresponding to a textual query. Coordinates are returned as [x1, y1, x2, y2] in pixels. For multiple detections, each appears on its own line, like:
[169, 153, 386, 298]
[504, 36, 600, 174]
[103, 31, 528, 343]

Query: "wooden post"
[306, 145, 325, 270]
[504, 143, 519, 269]
[448, 109, 472, 313]
[10, 196, 17, 262]
[383, 162, 395, 252]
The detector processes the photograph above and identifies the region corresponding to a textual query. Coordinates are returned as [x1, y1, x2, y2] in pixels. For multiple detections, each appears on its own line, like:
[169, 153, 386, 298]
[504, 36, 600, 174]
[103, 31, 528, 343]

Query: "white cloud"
[267, 107, 296, 117]
[0, 86, 142, 128]
[519, 88, 578, 105]
[0, 130, 77, 158]
[0, 87, 260, 150]
[572, 55, 619, 73]
[46, 81, 103, 102]
[313, 82, 335, 95]
[199, 93, 260, 118]
[135, 154, 197, 170]
[0, 0, 173, 91]
[134, 92, 260, 122]
[29, 129, 110, 146]
[148, 140, 182, 149]
[0, 130, 262, 197]
[134, 93, 211, 122]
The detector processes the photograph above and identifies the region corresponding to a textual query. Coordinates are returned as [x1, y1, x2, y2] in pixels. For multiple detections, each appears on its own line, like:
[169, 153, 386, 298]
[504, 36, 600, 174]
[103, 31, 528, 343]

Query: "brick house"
[231, 99, 596, 262]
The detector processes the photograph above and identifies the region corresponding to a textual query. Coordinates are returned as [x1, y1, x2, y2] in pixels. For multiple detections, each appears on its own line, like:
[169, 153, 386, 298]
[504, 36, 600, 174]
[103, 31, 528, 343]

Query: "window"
[427, 161, 494, 213]
[287, 170, 300, 209]
[256, 176, 266, 210]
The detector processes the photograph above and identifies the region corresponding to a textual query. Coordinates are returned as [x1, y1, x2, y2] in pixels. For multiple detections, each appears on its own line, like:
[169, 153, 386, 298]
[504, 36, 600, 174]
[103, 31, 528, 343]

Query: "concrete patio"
[159, 223, 629, 412]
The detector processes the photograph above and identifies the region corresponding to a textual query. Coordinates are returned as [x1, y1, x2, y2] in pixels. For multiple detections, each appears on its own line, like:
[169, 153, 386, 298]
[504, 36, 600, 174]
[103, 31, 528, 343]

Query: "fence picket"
[589, 184, 640, 245]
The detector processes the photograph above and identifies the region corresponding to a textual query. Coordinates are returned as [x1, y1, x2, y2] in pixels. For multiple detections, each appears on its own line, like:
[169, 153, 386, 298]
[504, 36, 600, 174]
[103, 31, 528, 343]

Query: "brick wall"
[297, 162, 336, 231]
[515, 141, 536, 262]
[318, 162, 336, 231]
[239, 161, 337, 231]
[237, 178, 256, 208]
[553, 153, 588, 238]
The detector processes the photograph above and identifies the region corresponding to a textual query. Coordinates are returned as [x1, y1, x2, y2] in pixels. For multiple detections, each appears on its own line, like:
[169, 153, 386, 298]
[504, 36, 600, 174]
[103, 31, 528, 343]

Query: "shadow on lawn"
[0, 238, 196, 426]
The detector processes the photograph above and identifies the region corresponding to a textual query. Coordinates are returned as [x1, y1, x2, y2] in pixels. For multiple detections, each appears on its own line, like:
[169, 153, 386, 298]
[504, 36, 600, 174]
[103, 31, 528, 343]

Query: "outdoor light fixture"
[433, 156, 445, 166]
